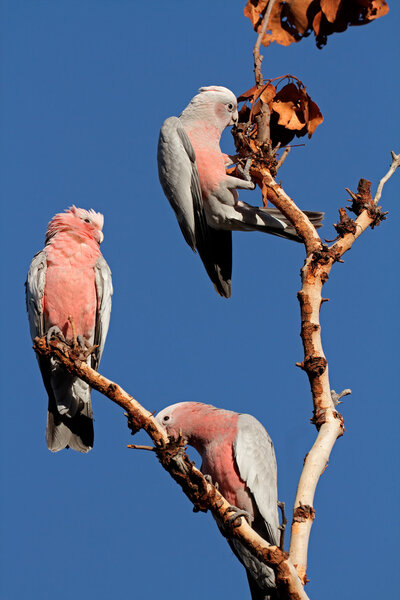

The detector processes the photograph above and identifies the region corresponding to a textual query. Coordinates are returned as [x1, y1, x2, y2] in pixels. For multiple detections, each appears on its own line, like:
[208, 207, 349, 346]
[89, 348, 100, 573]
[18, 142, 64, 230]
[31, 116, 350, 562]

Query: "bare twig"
[373, 151, 400, 205]
[276, 147, 291, 171]
[253, 0, 277, 87]
[67, 314, 77, 348]
[278, 501, 288, 550]
[252, 0, 277, 146]
[33, 335, 309, 600]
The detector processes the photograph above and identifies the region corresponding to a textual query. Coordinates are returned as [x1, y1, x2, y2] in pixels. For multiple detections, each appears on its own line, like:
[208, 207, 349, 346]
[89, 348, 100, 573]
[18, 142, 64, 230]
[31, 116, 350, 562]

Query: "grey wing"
[93, 256, 113, 370]
[25, 250, 47, 340]
[234, 414, 280, 546]
[158, 116, 200, 250]
[158, 116, 232, 297]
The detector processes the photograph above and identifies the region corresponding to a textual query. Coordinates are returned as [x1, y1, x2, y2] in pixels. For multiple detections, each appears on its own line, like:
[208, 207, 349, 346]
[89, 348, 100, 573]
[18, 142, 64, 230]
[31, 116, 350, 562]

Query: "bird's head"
[45, 206, 105, 245]
[181, 85, 238, 132]
[156, 402, 190, 440]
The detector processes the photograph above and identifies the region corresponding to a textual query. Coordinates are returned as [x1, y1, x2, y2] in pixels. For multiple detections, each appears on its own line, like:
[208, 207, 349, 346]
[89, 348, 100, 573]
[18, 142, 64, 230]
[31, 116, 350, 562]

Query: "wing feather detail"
[158, 116, 232, 297]
[25, 250, 47, 340]
[93, 256, 113, 370]
[234, 414, 280, 546]
[158, 116, 198, 249]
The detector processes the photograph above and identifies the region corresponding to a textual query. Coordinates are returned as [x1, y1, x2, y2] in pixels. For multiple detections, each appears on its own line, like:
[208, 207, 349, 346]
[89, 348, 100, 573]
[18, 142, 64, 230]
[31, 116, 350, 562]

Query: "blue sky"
[1, 2, 399, 599]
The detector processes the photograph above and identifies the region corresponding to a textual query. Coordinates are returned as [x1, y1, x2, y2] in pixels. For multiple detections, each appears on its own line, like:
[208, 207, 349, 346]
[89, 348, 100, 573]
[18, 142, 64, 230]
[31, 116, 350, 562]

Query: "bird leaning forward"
[156, 401, 281, 600]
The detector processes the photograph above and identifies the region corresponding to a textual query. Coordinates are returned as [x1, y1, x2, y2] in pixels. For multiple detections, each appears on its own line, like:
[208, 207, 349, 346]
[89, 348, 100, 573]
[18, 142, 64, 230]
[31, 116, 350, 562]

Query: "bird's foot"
[75, 335, 98, 360]
[46, 326, 66, 345]
[225, 505, 253, 529]
[77, 335, 88, 349]
[331, 388, 352, 406]
[203, 474, 219, 490]
[237, 158, 252, 181]
[236, 158, 256, 190]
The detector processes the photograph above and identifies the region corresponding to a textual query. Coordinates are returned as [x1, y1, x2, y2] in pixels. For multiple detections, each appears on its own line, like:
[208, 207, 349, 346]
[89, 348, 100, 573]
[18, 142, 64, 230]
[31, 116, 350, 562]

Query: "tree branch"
[252, 0, 277, 146]
[33, 335, 309, 600]
[253, 0, 277, 87]
[373, 151, 400, 205]
[246, 151, 399, 585]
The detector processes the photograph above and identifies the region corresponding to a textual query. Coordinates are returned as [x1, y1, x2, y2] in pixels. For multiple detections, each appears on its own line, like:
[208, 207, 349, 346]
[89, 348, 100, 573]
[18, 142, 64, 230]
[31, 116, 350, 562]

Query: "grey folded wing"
[234, 414, 280, 546]
[158, 116, 202, 250]
[93, 255, 113, 370]
[25, 250, 47, 340]
[158, 116, 232, 297]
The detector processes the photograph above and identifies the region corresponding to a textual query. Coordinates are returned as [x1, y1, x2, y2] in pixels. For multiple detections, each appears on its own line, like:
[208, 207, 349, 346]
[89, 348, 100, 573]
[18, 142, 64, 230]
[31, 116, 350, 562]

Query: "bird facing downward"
[26, 206, 113, 452]
[156, 401, 280, 600]
[158, 85, 324, 297]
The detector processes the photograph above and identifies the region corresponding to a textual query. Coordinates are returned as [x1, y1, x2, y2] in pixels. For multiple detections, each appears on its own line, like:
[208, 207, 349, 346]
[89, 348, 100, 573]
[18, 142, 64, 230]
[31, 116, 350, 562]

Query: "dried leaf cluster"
[237, 76, 323, 149]
[244, 0, 389, 48]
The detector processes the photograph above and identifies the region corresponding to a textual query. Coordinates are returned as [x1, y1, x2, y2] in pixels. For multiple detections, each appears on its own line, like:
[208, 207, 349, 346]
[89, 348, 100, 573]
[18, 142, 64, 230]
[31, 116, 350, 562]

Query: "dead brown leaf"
[320, 0, 342, 23]
[236, 76, 323, 145]
[243, 0, 389, 48]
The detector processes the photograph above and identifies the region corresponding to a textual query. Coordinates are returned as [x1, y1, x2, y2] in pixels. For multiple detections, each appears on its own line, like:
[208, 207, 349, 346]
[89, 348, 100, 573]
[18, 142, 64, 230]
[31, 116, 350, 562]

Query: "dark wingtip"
[214, 280, 231, 298]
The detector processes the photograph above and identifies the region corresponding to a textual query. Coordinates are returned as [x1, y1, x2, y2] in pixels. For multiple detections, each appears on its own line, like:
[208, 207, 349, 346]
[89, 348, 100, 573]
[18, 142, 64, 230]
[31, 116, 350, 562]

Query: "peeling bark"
[238, 152, 399, 585]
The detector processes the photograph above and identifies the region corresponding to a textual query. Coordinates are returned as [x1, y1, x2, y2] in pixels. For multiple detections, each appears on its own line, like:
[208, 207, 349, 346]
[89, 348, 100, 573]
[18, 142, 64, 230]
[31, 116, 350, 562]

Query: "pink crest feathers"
[45, 206, 104, 245]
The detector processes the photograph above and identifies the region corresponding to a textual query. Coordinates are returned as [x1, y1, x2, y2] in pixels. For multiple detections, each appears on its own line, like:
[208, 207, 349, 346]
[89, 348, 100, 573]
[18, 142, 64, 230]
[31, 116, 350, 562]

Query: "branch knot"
[346, 178, 387, 228]
[293, 504, 315, 523]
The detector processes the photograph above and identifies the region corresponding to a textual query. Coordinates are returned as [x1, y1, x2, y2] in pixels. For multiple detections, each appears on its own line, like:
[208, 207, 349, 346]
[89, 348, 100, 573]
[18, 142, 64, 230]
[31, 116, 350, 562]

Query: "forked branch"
[245, 151, 399, 585]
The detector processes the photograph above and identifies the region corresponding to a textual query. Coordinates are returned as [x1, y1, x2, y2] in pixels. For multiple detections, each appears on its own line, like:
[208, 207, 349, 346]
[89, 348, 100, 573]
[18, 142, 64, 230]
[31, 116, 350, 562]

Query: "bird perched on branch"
[26, 206, 113, 452]
[156, 401, 280, 599]
[158, 85, 323, 297]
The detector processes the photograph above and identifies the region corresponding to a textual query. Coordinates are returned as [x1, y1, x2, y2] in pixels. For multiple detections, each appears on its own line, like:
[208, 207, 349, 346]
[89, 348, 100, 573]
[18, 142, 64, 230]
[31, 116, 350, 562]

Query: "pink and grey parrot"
[26, 206, 113, 453]
[156, 401, 280, 599]
[158, 85, 323, 297]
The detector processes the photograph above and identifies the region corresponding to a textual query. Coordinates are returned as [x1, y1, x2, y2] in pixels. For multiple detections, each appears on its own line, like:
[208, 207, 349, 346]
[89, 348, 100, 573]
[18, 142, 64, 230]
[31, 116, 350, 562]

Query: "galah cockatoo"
[26, 206, 113, 453]
[158, 85, 324, 297]
[156, 401, 280, 599]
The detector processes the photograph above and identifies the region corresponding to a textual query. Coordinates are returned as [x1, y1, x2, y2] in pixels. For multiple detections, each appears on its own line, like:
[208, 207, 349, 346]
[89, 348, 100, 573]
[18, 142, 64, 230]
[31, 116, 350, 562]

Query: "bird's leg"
[225, 505, 253, 528]
[46, 326, 66, 345]
[277, 501, 287, 550]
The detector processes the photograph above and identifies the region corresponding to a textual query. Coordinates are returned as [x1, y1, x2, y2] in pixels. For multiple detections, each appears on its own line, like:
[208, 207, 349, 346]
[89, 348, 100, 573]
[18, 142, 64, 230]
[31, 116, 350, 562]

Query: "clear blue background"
[1, 2, 399, 599]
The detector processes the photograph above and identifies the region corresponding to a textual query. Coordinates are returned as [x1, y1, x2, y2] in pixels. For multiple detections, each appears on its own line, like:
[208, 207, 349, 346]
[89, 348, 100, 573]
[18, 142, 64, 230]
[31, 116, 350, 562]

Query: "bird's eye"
[84, 218, 90, 223]
[163, 416, 170, 422]
[227, 103, 234, 111]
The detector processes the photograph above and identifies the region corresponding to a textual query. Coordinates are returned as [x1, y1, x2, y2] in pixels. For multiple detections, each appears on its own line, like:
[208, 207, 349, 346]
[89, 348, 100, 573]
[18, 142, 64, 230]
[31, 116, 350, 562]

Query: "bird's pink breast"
[185, 409, 250, 510]
[201, 440, 249, 509]
[184, 124, 226, 198]
[43, 234, 100, 341]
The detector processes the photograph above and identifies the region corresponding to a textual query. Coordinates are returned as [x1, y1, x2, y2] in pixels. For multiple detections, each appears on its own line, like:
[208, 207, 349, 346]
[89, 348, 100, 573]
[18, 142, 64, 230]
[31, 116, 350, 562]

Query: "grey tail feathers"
[246, 571, 276, 600]
[39, 356, 94, 453]
[260, 207, 324, 242]
[46, 394, 94, 453]
[193, 197, 232, 298]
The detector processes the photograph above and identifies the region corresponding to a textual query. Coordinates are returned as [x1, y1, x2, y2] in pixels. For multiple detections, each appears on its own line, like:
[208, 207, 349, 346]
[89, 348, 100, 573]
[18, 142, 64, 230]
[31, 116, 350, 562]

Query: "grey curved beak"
[230, 110, 239, 126]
